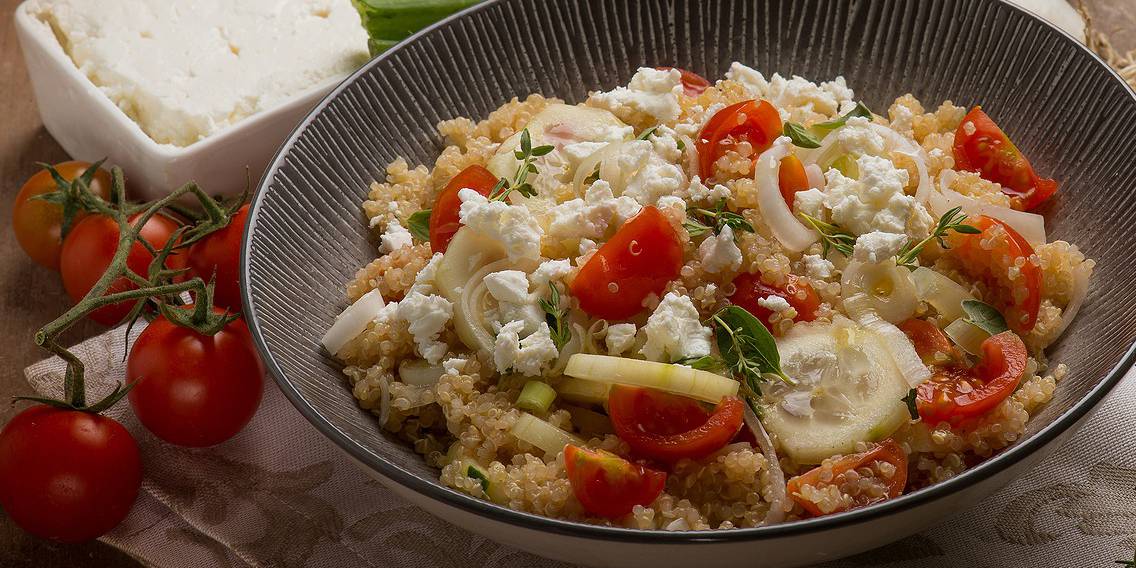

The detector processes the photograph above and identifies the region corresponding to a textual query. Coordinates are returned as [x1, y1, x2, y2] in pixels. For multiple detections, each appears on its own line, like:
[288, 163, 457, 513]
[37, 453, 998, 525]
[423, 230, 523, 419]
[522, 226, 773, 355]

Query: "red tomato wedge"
[778, 154, 811, 208]
[899, 318, 960, 366]
[608, 385, 744, 463]
[945, 215, 1041, 333]
[729, 273, 820, 333]
[564, 445, 666, 519]
[570, 206, 683, 320]
[697, 100, 783, 181]
[428, 164, 500, 253]
[953, 106, 1058, 211]
[655, 66, 711, 97]
[787, 439, 908, 517]
[916, 330, 1028, 426]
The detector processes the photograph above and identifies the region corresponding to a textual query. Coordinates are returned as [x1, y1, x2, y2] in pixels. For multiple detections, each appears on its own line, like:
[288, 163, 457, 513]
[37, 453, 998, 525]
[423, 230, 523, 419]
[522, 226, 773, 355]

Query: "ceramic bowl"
[241, 1, 1136, 566]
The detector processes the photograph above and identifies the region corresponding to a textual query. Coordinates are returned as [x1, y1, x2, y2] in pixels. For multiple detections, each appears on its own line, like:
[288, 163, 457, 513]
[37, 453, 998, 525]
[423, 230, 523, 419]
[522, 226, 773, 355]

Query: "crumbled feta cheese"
[484, 270, 531, 304]
[823, 154, 913, 235]
[531, 259, 573, 289]
[852, 231, 908, 264]
[833, 117, 886, 156]
[757, 295, 793, 313]
[442, 357, 467, 376]
[907, 202, 936, 240]
[547, 180, 640, 240]
[614, 142, 687, 206]
[793, 188, 828, 220]
[492, 301, 545, 335]
[801, 254, 836, 279]
[589, 67, 684, 124]
[726, 63, 856, 123]
[397, 292, 453, 364]
[457, 188, 544, 262]
[655, 195, 687, 223]
[409, 252, 444, 295]
[686, 176, 732, 205]
[578, 239, 598, 256]
[493, 321, 559, 376]
[605, 323, 637, 356]
[725, 62, 770, 94]
[697, 225, 743, 274]
[641, 292, 712, 362]
[378, 219, 413, 254]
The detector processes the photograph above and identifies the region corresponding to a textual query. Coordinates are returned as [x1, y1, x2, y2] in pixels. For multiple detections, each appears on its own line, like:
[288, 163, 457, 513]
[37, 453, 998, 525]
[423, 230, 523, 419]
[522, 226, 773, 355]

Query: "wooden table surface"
[0, 1, 1131, 566]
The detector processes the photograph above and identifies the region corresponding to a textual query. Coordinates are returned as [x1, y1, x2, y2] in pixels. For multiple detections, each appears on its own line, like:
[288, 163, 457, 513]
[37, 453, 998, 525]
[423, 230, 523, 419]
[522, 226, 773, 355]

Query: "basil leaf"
[783, 122, 821, 149]
[406, 209, 431, 242]
[902, 388, 919, 420]
[814, 101, 873, 132]
[961, 299, 1009, 336]
[713, 306, 781, 376]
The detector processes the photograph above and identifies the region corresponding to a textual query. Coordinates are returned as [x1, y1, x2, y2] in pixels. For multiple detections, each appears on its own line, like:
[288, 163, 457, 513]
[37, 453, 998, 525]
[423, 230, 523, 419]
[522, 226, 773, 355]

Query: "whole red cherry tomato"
[697, 100, 783, 180]
[60, 212, 186, 326]
[953, 106, 1057, 211]
[127, 306, 264, 447]
[12, 161, 113, 270]
[187, 204, 248, 312]
[0, 405, 141, 542]
[564, 444, 666, 519]
[429, 165, 500, 253]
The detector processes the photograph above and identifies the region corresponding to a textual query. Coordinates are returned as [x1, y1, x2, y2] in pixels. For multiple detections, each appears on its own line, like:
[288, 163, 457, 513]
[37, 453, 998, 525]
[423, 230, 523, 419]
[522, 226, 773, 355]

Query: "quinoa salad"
[320, 64, 1094, 529]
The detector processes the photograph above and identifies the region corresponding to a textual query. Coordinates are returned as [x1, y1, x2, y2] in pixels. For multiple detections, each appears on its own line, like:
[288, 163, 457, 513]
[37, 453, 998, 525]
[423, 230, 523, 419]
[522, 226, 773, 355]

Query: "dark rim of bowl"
[242, 0, 1136, 544]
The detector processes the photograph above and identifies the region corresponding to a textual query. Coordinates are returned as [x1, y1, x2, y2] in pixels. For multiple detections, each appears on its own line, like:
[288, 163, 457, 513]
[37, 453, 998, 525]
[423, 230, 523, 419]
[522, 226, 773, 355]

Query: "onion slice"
[571, 140, 622, 195]
[1048, 259, 1094, 345]
[843, 293, 931, 387]
[928, 170, 1047, 245]
[321, 289, 386, 356]
[755, 138, 818, 252]
[398, 360, 447, 387]
[841, 261, 919, 324]
[804, 163, 825, 190]
[744, 405, 787, 525]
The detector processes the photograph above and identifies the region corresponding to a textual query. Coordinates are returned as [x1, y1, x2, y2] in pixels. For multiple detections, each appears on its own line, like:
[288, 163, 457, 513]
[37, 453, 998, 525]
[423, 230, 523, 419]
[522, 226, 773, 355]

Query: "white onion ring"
[755, 138, 818, 252]
[929, 170, 1047, 245]
[744, 405, 787, 525]
[841, 261, 919, 324]
[843, 293, 931, 387]
[1049, 260, 1094, 345]
[571, 140, 622, 196]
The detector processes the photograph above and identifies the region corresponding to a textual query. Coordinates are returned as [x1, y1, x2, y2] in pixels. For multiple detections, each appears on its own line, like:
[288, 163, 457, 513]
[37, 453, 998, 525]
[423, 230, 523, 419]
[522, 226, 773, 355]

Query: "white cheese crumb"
[484, 270, 531, 305]
[409, 252, 444, 295]
[457, 188, 544, 262]
[548, 180, 640, 240]
[605, 323, 637, 356]
[697, 225, 743, 274]
[641, 292, 712, 362]
[852, 231, 908, 263]
[578, 239, 598, 256]
[686, 176, 732, 205]
[757, 295, 793, 313]
[493, 321, 559, 376]
[823, 154, 913, 235]
[801, 254, 836, 279]
[378, 219, 413, 254]
[397, 292, 453, 365]
[531, 259, 573, 289]
[589, 67, 684, 124]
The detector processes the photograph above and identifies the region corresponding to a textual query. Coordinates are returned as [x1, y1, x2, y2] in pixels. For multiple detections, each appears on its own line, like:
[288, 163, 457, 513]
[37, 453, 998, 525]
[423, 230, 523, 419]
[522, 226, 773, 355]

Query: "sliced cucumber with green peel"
[352, 0, 483, 56]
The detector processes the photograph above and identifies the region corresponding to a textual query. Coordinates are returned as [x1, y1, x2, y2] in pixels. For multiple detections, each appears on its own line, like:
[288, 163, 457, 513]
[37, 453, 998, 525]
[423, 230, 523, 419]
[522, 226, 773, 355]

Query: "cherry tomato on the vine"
[187, 204, 249, 312]
[12, 161, 112, 270]
[127, 306, 264, 447]
[0, 405, 141, 542]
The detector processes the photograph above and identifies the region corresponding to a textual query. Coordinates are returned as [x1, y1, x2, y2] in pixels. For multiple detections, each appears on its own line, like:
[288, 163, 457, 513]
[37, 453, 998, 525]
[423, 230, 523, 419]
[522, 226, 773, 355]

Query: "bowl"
[14, 0, 357, 201]
[241, 0, 1136, 566]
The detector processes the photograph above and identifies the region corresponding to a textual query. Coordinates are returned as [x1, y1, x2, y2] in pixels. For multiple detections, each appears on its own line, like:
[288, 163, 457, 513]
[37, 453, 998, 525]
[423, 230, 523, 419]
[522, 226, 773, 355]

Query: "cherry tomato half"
[697, 100, 783, 181]
[953, 106, 1057, 211]
[729, 273, 820, 333]
[608, 385, 745, 463]
[60, 212, 186, 326]
[655, 66, 711, 97]
[12, 161, 112, 270]
[899, 318, 961, 367]
[127, 306, 264, 447]
[787, 439, 907, 517]
[0, 405, 141, 542]
[429, 164, 500, 253]
[564, 444, 666, 519]
[945, 215, 1041, 333]
[778, 154, 811, 209]
[187, 204, 248, 312]
[570, 206, 683, 320]
[916, 330, 1028, 426]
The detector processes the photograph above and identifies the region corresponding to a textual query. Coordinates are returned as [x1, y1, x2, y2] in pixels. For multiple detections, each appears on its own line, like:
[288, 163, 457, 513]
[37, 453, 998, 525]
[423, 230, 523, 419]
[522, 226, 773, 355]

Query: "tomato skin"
[946, 215, 1041, 333]
[608, 385, 745, 463]
[953, 107, 1057, 210]
[787, 439, 907, 517]
[60, 213, 186, 326]
[778, 154, 811, 208]
[564, 445, 666, 519]
[428, 165, 500, 253]
[0, 405, 141, 542]
[899, 318, 960, 366]
[570, 206, 684, 320]
[187, 204, 248, 312]
[729, 273, 820, 332]
[655, 66, 711, 97]
[12, 161, 113, 270]
[127, 307, 264, 447]
[917, 330, 1028, 426]
[697, 100, 783, 180]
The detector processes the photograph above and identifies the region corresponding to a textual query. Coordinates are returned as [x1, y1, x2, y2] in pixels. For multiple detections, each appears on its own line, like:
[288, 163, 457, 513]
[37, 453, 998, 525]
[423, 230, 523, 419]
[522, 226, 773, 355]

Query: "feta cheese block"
[27, 0, 369, 146]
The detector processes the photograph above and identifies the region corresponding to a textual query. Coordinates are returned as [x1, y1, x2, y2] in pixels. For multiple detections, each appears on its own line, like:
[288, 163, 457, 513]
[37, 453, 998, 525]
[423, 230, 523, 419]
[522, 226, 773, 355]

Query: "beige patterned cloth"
[23, 325, 1136, 567]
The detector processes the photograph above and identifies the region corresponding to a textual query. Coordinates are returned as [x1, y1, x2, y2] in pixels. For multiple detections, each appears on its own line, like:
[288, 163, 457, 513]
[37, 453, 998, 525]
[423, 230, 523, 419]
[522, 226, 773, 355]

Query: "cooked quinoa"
[322, 64, 1094, 529]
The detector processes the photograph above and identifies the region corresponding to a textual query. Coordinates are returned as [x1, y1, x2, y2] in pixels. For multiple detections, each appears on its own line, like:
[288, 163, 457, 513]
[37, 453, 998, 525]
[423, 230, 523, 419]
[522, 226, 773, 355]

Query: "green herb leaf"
[466, 464, 490, 492]
[675, 355, 725, 371]
[636, 126, 658, 141]
[491, 128, 549, 202]
[710, 306, 793, 402]
[783, 122, 822, 149]
[798, 212, 856, 257]
[896, 206, 979, 268]
[814, 101, 873, 132]
[902, 388, 919, 420]
[406, 209, 431, 242]
[683, 219, 711, 237]
[538, 282, 572, 349]
[686, 199, 754, 239]
[961, 299, 1009, 336]
[676, 138, 686, 151]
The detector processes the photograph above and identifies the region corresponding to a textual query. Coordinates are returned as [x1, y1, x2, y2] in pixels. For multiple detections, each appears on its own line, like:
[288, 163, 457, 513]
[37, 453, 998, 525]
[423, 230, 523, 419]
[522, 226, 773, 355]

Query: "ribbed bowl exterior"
[242, 0, 1136, 556]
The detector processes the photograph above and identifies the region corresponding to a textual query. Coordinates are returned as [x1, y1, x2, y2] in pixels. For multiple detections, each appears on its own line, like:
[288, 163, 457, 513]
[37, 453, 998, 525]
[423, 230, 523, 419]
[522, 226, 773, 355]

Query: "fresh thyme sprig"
[538, 282, 571, 350]
[798, 212, 856, 257]
[709, 306, 795, 408]
[636, 126, 658, 140]
[489, 129, 553, 202]
[684, 199, 754, 238]
[895, 206, 980, 268]
[674, 355, 725, 371]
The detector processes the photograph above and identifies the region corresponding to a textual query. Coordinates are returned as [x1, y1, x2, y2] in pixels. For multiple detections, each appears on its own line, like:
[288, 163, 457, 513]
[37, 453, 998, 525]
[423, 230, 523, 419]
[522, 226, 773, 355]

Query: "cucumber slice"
[760, 318, 910, 465]
[352, 0, 483, 56]
[564, 354, 739, 404]
[456, 459, 508, 504]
